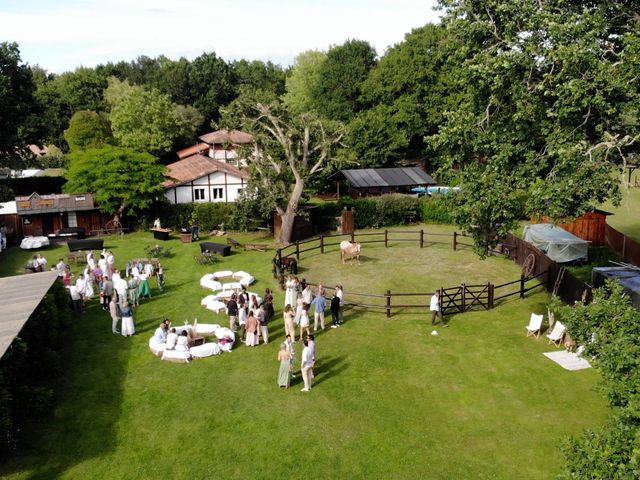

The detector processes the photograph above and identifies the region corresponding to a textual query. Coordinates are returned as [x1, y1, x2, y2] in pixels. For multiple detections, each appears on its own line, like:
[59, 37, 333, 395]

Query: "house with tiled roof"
[176, 129, 254, 167]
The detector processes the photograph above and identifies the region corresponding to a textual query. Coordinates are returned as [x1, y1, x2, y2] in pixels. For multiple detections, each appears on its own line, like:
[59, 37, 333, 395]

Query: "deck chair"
[525, 313, 544, 338]
[546, 321, 566, 346]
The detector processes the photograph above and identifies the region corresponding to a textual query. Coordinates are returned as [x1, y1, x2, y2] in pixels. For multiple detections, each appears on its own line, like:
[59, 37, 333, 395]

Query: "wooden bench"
[245, 243, 269, 252]
[227, 237, 242, 249]
[67, 251, 87, 265]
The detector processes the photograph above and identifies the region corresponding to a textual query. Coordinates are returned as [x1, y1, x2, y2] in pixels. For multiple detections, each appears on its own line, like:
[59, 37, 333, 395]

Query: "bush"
[419, 195, 454, 224]
[193, 203, 234, 232]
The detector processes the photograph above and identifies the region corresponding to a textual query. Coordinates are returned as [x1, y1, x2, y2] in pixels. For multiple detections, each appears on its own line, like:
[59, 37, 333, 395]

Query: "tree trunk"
[113, 202, 126, 224]
[277, 179, 304, 245]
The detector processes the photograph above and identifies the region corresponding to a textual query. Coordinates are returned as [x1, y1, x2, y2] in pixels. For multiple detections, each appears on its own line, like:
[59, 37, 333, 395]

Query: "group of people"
[151, 320, 193, 352]
[225, 286, 275, 347]
[282, 276, 344, 342]
[277, 333, 316, 391]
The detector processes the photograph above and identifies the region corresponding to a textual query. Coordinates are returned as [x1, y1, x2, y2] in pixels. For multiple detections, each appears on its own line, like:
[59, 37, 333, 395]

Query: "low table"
[200, 242, 231, 257]
[68, 239, 104, 252]
[151, 228, 171, 241]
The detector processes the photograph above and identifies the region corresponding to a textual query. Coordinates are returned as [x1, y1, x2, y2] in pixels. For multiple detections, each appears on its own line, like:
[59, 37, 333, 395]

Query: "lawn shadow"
[0, 304, 133, 480]
[289, 355, 348, 388]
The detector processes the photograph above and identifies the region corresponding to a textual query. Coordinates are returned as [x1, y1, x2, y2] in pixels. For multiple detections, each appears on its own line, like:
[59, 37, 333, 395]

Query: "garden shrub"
[419, 195, 454, 224]
[193, 203, 234, 232]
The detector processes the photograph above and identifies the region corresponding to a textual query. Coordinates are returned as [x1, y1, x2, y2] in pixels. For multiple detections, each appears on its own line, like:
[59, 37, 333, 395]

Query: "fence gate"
[441, 283, 493, 315]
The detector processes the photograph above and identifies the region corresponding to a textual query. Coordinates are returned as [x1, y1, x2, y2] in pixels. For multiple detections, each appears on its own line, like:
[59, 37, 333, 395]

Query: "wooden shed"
[532, 210, 612, 246]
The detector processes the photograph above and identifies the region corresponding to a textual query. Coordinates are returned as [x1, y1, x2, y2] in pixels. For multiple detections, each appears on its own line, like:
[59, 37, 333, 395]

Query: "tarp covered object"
[592, 267, 640, 309]
[523, 224, 589, 263]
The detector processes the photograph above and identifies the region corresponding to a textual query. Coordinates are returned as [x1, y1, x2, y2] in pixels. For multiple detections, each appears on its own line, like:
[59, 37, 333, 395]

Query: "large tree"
[429, 0, 639, 251]
[64, 147, 166, 222]
[226, 99, 345, 244]
[106, 78, 193, 156]
[63, 110, 114, 151]
[311, 39, 377, 121]
[0, 42, 40, 167]
[282, 50, 327, 115]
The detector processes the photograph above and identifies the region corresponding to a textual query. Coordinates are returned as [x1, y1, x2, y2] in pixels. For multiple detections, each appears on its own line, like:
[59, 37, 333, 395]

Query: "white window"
[67, 211, 77, 227]
[194, 188, 205, 200]
[212, 188, 224, 200]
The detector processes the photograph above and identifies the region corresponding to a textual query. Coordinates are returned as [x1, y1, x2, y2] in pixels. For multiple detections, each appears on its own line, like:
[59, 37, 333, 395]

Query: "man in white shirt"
[430, 291, 447, 327]
[300, 339, 313, 392]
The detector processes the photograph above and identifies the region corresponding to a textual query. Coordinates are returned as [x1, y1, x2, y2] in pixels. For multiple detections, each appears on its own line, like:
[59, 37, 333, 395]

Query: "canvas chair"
[525, 313, 544, 338]
[546, 321, 566, 346]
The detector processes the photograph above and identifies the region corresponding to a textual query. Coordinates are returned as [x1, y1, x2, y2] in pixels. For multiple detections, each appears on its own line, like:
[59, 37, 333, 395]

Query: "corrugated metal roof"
[0, 271, 59, 359]
[340, 167, 436, 188]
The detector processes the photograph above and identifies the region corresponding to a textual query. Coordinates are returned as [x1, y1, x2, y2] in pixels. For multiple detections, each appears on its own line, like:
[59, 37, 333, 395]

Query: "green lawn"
[0, 226, 607, 479]
[603, 181, 640, 242]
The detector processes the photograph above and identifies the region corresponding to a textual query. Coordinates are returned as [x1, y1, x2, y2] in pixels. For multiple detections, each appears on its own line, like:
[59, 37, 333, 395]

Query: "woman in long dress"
[277, 343, 291, 388]
[83, 267, 95, 299]
[128, 276, 140, 307]
[285, 276, 297, 309]
[245, 312, 258, 347]
[299, 304, 311, 340]
[283, 304, 296, 341]
[120, 301, 135, 337]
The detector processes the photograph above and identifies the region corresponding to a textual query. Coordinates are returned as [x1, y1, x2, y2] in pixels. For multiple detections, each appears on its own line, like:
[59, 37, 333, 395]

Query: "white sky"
[0, 0, 442, 73]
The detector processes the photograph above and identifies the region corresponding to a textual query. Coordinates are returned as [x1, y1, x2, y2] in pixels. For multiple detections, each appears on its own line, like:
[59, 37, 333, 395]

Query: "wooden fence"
[604, 223, 640, 267]
[274, 230, 547, 318]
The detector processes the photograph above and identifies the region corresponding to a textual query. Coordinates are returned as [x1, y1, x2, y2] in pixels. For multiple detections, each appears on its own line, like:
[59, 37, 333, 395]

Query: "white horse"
[340, 240, 361, 265]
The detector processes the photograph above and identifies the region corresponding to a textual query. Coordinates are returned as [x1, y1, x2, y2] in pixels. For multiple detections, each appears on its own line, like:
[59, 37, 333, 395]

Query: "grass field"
[603, 180, 640, 242]
[0, 225, 607, 479]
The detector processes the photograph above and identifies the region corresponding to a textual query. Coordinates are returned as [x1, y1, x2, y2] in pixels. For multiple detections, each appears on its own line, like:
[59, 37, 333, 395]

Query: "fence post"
[453, 231, 457, 251]
[351, 232, 355, 243]
[488, 282, 494, 309]
[295, 241, 300, 260]
[276, 249, 282, 262]
[420, 229, 424, 248]
[320, 235, 324, 254]
[461, 283, 466, 312]
[520, 274, 525, 298]
[385, 229, 388, 248]
[386, 290, 391, 318]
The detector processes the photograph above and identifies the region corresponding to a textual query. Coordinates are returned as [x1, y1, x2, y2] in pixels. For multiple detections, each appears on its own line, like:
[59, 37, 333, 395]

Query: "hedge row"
[0, 280, 72, 454]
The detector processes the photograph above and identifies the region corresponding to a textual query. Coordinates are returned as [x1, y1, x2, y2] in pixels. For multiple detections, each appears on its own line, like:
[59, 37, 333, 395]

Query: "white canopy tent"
[523, 224, 589, 263]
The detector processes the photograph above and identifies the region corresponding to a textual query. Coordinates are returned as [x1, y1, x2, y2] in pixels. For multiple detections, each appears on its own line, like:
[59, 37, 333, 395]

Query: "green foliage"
[558, 281, 640, 478]
[53, 67, 108, 113]
[449, 165, 527, 257]
[311, 39, 377, 121]
[419, 195, 454, 224]
[108, 82, 192, 156]
[0, 280, 72, 454]
[229, 59, 286, 98]
[38, 144, 67, 168]
[339, 194, 422, 229]
[0, 185, 14, 202]
[64, 147, 166, 219]
[193, 202, 234, 232]
[63, 110, 114, 151]
[0, 42, 39, 167]
[282, 50, 327, 115]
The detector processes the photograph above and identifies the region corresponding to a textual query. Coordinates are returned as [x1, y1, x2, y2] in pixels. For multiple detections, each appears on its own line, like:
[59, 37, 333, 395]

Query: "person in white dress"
[165, 328, 178, 350]
[98, 254, 108, 278]
[301, 282, 313, 306]
[284, 276, 297, 309]
[175, 331, 189, 351]
[120, 301, 135, 337]
[86, 251, 96, 269]
[83, 266, 95, 299]
[75, 274, 87, 298]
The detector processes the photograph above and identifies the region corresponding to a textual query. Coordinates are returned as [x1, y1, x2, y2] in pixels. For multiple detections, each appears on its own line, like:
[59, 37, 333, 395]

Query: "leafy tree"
[186, 52, 235, 126]
[311, 40, 377, 121]
[63, 110, 114, 150]
[353, 24, 454, 167]
[429, 0, 639, 251]
[107, 80, 192, 156]
[282, 50, 327, 115]
[0, 42, 40, 167]
[30, 66, 71, 148]
[52, 67, 108, 113]
[230, 59, 286, 97]
[64, 147, 166, 222]
[557, 281, 640, 479]
[224, 99, 345, 244]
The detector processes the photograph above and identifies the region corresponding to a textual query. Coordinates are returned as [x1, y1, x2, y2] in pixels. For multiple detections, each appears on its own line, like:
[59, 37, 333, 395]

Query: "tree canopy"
[282, 50, 327, 115]
[63, 110, 114, 151]
[64, 146, 166, 221]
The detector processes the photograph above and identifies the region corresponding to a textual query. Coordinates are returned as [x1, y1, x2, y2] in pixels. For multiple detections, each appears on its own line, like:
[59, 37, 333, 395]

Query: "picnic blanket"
[543, 351, 592, 371]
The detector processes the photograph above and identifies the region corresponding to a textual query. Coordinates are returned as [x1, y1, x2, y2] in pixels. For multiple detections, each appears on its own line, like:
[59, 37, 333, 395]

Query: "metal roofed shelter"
[332, 167, 436, 197]
[523, 224, 589, 263]
[592, 266, 640, 310]
[0, 271, 59, 359]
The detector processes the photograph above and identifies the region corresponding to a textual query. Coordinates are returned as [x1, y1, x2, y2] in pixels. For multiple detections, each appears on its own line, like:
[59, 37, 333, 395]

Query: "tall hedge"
[0, 280, 72, 455]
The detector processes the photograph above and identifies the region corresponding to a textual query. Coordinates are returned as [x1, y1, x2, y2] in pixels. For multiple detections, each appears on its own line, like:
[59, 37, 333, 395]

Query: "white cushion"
[212, 270, 233, 279]
[199, 274, 222, 291]
[195, 323, 220, 335]
[222, 282, 242, 291]
[238, 275, 255, 286]
[219, 341, 233, 352]
[232, 270, 251, 279]
[215, 290, 235, 300]
[203, 300, 226, 314]
[20, 236, 50, 249]
[161, 350, 191, 363]
[149, 338, 166, 356]
[214, 327, 235, 342]
[190, 343, 221, 358]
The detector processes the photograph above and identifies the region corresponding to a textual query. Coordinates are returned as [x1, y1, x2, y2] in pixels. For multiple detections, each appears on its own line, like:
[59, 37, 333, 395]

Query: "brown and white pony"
[340, 240, 361, 264]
